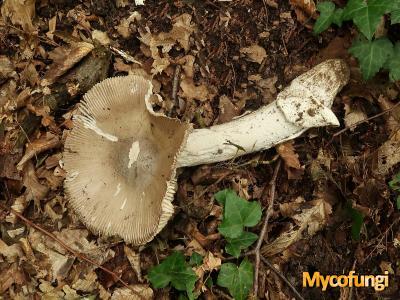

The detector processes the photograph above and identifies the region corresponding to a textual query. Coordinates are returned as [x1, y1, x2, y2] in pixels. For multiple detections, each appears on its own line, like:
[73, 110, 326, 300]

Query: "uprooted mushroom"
[63, 59, 350, 245]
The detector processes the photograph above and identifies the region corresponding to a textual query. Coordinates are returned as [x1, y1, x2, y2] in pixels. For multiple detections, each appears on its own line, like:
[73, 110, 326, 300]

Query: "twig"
[260, 256, 305, 300]
[0, 203, 145, 300]
[110, 46, 142, 65]
[326, 101, 400, 147]
[172, 64, 182, 105]
[253, 159, 281, 297]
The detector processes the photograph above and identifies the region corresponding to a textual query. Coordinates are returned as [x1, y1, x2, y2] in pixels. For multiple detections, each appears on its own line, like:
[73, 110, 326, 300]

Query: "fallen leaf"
[17, 132, 61, 170]
[276, 141, 301, 169]
[115, 11, 142, 38]
[180, 78, 216, 102]
[261, 198, 332, 256]
[42, 41, 94, 85]
[343, 100, 367, 130]
[23, 161, 49, 203]
[216, 95, 240, 123]
[124, 246, 143, 282]
[375, 131, 400, 176]
[290, 0, 317, 22]
[92, 30, 111, 45]
[111, 285, 153, 300]
[240, 45, 267, 64]
[139, 13, 196, 74]
[0, 55, 15, 82]
[1, 0, 36, 32]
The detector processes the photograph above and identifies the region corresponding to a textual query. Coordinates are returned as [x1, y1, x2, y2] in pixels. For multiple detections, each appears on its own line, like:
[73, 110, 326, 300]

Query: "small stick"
[253, 159, 281, 297]
[110, 46, 142, 65]
[326, 101, 400, 147]
[0, 203, 145, 300]
[260, 256, 305, 300]
[172, 64, 182, 105]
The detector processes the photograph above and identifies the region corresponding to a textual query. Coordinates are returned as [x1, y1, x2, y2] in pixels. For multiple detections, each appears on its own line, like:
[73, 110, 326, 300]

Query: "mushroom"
[63, 59, 349, 245]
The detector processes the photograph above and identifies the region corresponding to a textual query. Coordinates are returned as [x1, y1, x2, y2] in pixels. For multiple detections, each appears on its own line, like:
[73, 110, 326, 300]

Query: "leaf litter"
[0, 0, 399, 299]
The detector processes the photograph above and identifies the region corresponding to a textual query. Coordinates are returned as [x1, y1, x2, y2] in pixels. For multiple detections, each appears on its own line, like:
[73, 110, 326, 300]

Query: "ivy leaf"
[225, 231, 258, 258]
[385, 42, 400, 81]
[217, 259, 254, 300]
[349, 38, 393, 80]
[214, 189, 234, 207]
[343, 0, 393, 40]
[218, 191, 262, 239]
[313, 2, 336, 34]
[189, 252, 203, 266]
[391, 0, 400, 24]
[389, 171, 400, 191]
[148, 252, 197, 299]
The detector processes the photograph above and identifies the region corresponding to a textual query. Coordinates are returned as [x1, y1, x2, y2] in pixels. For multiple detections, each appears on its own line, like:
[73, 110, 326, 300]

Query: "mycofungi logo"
[303, 271, 389, 291]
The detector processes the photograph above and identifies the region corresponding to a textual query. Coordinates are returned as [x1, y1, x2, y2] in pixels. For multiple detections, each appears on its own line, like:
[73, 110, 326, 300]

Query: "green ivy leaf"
[225, 231, 258, 258]
[391, 0, 400, 24]
[189, 252, 203, 266]
[313, 2, 336, 34]
[343, 0, 393, 40]
[217, 259, 254, 300]
[389, 172, 400, 191]
[349, 38, 393, 80]
[148, 252, 197, 300]
[333, 8, 344, 26]
[385, 43, 400, 81]
[218, 191, 262, 239]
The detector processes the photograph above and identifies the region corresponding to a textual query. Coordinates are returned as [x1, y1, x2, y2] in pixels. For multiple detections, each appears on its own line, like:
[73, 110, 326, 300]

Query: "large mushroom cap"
[63, 76, 190, 245]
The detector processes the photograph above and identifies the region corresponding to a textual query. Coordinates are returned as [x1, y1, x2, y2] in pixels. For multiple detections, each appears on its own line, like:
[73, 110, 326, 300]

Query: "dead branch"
[253, 159, 281, 297]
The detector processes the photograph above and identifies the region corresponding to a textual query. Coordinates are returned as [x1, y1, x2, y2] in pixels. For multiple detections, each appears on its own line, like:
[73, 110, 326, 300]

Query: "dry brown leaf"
[1, 0, 36, 32]
[279, 197, 305, 217]
[111, 285, 153, 300]
[0, 55, 15, 82]
[195, 251, 222, 279]
[176, 55, 195, 78]
[377, 95, 400, 133]
[216, 95, 240, 124]
[21, 62, 40, 86]
[375, 131, 400, 176]
[262, 198, 332, 256]
[71, 271, 98, 293]
[180, 78, 216, 102]
[115, 11, 142, 38]
[0, 263, 25, 294]
[344, 109, 367, 130]
[290, 0, 317, 22]
[0, 239, 24, 263]
[42, 41, 94, 85]
[17, 132, 61, 170]
[240, 45, 267, 64]
[92, 30, 111, 45]
[23, 161, 49, 203]
[139, 13, 196, 74]
[276, 141, 301, 169]
[124, 246, 143, 282]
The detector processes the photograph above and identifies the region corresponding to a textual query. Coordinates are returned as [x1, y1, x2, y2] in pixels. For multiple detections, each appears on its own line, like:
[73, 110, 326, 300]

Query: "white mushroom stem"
[176, 59, 350, 167]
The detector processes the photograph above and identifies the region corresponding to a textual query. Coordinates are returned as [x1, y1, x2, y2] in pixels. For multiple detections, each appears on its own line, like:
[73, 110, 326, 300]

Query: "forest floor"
[1, 0, 400, 299]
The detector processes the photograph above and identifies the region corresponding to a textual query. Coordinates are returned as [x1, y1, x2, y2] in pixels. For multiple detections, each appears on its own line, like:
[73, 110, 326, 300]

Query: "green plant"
[389, 172, 400, 209]
[148, 190, 262, 300]
[217, 259, 254, 300]
[148, 251, 198, 299]
[314, 0, 400, 80]
[215, 189, 262, 257]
